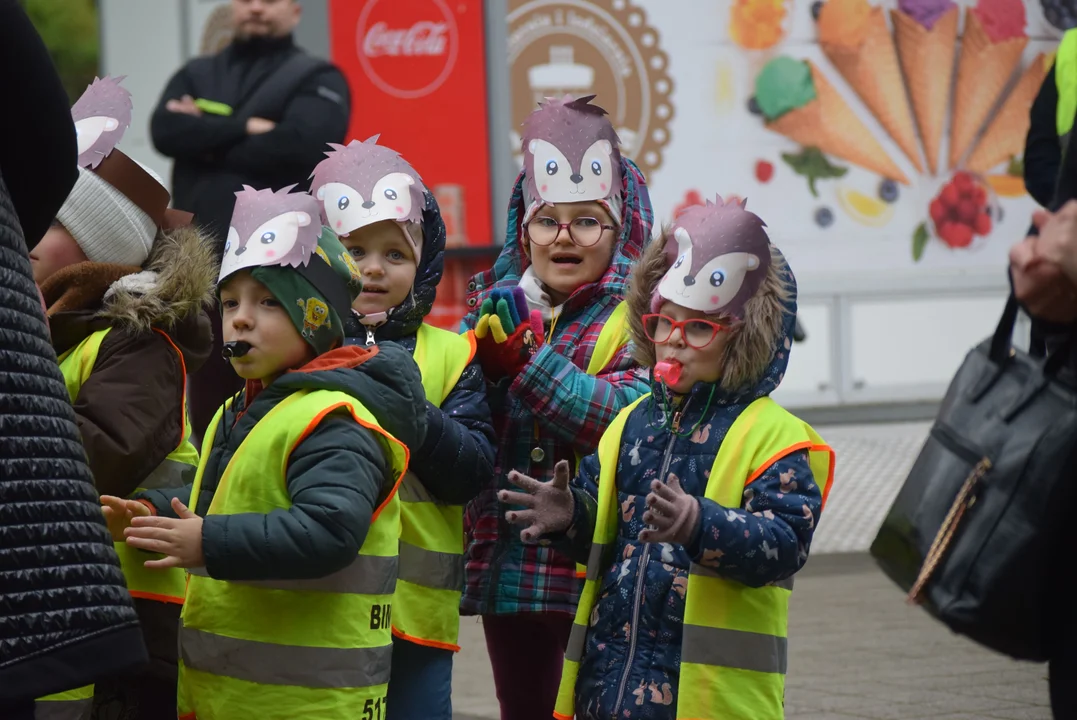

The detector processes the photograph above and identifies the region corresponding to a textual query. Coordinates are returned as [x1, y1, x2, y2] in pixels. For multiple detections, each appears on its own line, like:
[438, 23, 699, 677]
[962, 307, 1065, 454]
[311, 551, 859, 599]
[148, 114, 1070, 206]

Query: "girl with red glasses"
[501, 196, 835, 720]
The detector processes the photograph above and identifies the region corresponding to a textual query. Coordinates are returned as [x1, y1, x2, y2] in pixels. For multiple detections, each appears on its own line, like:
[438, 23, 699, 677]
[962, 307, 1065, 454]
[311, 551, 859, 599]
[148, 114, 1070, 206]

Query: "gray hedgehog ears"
[71, 75, 133, 170]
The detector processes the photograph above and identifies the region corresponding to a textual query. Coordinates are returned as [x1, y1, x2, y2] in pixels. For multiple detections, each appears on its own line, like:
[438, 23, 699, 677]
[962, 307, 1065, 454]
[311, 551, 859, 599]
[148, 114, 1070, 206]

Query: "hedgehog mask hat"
[58, 75, 192, 267]
[220, 185, 364, 355]
[309, 135, 427, 261]
[652, 195, 772, 321]
[520, 94, 624, 225]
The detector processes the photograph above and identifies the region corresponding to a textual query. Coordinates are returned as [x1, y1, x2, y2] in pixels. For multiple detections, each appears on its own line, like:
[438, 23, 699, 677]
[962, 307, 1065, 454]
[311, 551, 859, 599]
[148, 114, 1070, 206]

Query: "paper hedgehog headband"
[309, 135, 426, 254]
[652, 195, 772, 321]
[69, 75, 191, 229]
[222, 185, 355, 318]
[521, 95, 622, 211]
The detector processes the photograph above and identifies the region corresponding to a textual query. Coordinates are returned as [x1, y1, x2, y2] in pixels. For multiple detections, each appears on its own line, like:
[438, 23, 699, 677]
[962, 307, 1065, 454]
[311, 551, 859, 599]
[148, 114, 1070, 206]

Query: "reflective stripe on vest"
[177, 389, 407, 719]
[34, 685, 93, 720]
[56, 327, 195, 606]
[391, 323, 476, 652]
[573, 300, 632, 579]
[1058, 32, 1077, 153]
[554, 395, 835, 720]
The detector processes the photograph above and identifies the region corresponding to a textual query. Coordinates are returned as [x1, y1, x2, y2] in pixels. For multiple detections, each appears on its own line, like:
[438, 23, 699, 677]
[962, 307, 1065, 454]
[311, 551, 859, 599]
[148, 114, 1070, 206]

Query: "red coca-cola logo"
[355, 0, 459, 100]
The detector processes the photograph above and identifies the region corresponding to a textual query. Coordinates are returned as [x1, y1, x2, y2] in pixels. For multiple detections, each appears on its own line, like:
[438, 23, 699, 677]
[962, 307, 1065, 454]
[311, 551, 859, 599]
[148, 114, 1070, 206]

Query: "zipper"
[365, 327, 376, 346]
[612, 414, 680, 715]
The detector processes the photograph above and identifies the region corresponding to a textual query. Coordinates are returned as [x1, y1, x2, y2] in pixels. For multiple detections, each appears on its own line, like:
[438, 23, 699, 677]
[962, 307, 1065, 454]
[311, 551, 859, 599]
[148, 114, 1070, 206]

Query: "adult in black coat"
[0, 1, 147, 716]
[150, 0, 351, 445]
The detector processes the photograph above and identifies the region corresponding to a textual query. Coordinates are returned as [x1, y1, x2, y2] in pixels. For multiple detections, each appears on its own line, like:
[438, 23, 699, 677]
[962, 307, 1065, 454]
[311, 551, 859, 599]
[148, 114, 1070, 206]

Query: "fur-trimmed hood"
[98, 224, 218, 331]
[626, 226, 797, 400]
[45, 224, 218, 371]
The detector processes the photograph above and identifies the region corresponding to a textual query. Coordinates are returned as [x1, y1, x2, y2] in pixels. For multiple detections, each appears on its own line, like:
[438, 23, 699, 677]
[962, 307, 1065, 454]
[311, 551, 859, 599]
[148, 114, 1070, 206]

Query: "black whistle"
[222, 341, 251, 359]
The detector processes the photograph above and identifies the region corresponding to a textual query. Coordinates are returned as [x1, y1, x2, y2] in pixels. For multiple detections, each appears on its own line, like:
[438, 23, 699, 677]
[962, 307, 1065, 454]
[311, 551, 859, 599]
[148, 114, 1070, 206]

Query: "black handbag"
[870, 294, 1077, 661]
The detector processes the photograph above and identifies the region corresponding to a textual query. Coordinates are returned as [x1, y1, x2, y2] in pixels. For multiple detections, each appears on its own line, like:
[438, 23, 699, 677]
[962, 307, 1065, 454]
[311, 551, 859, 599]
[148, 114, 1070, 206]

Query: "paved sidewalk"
[452, 422, 1054, 719]
[452, 555, 1052, 720]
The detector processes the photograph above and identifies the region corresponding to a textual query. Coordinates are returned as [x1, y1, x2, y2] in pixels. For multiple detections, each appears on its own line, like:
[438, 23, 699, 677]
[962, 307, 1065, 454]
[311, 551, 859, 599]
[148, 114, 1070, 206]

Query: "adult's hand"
[1010, 230, 1077, 324]
[166, 94, 202, 116]
[246, 117, 277, 135]
[1032, 201, 1077, 284]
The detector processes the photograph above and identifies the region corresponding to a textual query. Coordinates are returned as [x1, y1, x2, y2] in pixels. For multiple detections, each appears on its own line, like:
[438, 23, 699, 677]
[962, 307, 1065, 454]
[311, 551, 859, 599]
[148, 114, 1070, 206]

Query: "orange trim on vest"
[553, 711, 572, 720]
[288, 400, 409, 525]
[813, 443, 837, 510]
[462, 329, 478, 364]
[391, 627, 462, 653]
[744, 441, 813, 486]
[130, 589, 184, 605]
[152, 328, 188, 449]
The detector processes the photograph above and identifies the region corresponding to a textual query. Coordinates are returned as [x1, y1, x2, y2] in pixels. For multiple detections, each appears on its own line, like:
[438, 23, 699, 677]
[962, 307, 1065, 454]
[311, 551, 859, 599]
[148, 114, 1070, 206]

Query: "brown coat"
[42, 225, 217, 499]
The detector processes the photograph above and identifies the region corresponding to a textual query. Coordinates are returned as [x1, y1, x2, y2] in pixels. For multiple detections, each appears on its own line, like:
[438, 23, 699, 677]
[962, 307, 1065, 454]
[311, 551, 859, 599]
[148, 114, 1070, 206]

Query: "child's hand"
[124, 497, 205, 569]
[639, 474, 702, 546]
[100, 495, 151, 542]
[500, 459, 574, 543]
[474, 287, 544, 381]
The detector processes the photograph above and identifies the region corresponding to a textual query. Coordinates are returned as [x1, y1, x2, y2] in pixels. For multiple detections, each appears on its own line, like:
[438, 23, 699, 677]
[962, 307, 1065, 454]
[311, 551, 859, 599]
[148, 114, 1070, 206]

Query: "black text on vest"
[370, 603, 392, 630]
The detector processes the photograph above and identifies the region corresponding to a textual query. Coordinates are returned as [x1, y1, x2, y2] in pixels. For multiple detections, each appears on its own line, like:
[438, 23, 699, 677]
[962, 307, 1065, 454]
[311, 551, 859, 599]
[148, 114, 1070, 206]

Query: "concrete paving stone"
[979, 708, 1055, 720]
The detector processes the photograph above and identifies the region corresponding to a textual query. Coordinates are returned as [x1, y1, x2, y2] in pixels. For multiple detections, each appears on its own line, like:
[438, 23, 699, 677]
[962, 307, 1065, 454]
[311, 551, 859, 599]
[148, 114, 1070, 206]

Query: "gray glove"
[500, 459, 574, 543]
[639, 473, 701, 545]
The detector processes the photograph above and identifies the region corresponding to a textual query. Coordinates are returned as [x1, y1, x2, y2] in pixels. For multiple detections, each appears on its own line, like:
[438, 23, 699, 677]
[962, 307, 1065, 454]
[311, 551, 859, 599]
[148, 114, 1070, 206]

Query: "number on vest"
[363, 695, 387, 720]
[370, 603, 392, 630]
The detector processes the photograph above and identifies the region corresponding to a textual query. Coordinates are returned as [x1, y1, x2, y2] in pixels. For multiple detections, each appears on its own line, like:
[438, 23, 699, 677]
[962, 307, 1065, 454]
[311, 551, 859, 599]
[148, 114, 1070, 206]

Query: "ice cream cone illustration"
[817, 0, 923, 173]
[755, 56, 909, 184]
[965, 53, 1051, 173]
[891, 0, 958, 175]
[949, 0, 1028, 169]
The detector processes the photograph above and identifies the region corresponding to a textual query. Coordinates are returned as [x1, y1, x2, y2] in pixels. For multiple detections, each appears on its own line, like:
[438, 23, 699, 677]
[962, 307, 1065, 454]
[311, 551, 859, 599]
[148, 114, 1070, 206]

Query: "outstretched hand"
[500, 459, 575, 543]
[124, 497, 205, 569]
[100, 495, 151, 542]
[639, 474, 701, 545]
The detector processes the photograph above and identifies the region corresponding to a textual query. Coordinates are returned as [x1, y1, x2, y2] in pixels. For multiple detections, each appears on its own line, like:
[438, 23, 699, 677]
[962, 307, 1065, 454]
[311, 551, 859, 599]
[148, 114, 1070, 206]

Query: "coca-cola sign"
[355, 0, 459, 99]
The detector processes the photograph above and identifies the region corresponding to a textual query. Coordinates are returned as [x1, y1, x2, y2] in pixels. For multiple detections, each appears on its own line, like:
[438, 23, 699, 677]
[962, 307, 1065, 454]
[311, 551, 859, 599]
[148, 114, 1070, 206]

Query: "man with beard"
[151, 0, 350, 443]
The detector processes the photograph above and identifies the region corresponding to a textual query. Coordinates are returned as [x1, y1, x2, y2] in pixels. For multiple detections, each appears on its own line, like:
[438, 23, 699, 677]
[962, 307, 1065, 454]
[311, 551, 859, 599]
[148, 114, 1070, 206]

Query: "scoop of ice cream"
[754, 56, 817, 121]
[973, 0, 1027, 41]
[898, 0, 956, 29]
[730, 0, 787, 49]
[816, 0, 873, 46]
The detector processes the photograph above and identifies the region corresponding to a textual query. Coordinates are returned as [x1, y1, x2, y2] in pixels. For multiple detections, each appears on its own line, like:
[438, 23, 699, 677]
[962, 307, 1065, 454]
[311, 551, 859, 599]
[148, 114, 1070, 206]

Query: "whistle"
[654, 359, 683, 385]
[222, 341, 251, 359]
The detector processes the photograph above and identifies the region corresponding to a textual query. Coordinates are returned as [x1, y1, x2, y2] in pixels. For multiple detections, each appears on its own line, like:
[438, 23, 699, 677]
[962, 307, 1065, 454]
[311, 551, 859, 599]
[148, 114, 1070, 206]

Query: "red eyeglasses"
[642, 313, 727, 349]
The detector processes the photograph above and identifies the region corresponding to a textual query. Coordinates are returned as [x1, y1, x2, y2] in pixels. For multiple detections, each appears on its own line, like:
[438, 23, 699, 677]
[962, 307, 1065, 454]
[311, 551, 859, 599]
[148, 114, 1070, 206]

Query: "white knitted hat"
[56, 165, 158, 266]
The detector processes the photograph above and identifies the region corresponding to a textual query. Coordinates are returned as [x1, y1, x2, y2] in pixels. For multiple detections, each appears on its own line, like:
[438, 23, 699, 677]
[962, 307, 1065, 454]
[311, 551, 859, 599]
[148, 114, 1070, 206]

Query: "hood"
[369, 191, 447, 341]
[626, 229, 797, 404]
[464, 157, 654, 307]
[44, 224, 218, 371]
[265, 342, 427, 432]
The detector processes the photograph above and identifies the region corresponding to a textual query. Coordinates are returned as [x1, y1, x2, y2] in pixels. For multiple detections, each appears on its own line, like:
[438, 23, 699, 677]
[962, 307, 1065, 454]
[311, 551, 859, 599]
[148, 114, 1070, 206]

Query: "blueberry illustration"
[878, 179, 899, 203]
[747, 96, 763, 116]
[1041, 0, 1077, 29]
[811, 1, 824, 20]
[814, 207, 834, 228]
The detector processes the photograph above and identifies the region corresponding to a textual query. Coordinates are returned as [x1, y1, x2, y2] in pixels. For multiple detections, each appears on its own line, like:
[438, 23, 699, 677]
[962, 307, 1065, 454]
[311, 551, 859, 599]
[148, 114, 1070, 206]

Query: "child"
[461, 95, 653, 720]
[102, 186, 429, 720]
[310, 137, 495, 720]
[31, 76, 215, 720]
[502, 197, 835, 720]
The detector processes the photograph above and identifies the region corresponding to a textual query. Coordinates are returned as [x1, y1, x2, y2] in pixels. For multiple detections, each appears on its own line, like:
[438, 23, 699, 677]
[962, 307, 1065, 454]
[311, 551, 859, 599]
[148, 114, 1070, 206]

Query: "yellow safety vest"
[570, 300, 632, 579]
[38, 327, 198, 720]
[1056, 30, 1077, 147]
[392, 324, 477, 651]
[177, 389, 407, 720]
[554, 395, 835, 720]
